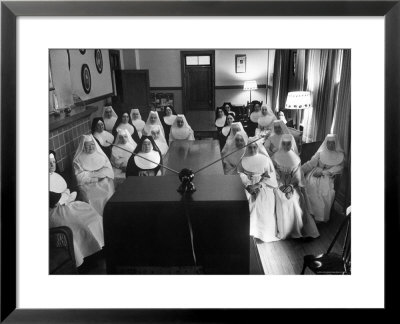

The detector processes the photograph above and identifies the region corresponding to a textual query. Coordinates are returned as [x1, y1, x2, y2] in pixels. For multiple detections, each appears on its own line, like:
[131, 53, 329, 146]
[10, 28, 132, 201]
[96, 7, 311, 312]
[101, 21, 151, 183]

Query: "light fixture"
[243, 80, 258, 102]
[285, 91, 312, 129]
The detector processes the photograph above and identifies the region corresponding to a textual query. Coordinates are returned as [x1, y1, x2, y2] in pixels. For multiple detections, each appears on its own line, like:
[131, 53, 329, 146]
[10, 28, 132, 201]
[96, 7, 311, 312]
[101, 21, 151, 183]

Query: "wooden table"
[185, 111, 217, 139]
[104, 139, 262, 274]
[162, 139, 223, 175]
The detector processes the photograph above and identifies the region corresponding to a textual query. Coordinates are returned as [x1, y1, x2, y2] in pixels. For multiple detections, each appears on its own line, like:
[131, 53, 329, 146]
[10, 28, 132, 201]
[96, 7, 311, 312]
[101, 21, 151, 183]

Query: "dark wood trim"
[76, 93, 113, 106]
[150, 86, 182, 91]
[4, 1, 397, 16]
[215, 84, 270, 90]
[49, 106, 97, 131]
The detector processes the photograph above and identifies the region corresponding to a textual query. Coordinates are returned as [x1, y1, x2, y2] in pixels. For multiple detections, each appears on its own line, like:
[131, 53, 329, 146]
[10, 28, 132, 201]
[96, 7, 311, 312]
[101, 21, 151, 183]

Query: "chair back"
[326, 212, 351, 274]
[49, 226, 78, 274]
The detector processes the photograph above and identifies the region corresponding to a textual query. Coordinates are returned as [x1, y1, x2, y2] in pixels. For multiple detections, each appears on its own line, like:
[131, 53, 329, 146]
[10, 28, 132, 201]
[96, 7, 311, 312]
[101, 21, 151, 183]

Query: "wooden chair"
[301, 209, 351, 275]
[49, 226, 78, 274]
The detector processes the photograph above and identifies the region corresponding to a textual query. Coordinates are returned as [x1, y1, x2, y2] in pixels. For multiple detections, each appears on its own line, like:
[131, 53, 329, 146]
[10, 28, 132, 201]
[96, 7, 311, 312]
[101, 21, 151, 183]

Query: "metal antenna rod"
[106, 141, 180, 175]
[193, 136, 265, 175]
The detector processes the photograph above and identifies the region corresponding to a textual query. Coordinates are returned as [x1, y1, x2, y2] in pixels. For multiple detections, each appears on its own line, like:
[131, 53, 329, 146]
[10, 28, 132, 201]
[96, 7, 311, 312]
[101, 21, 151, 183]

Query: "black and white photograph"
[48, 48, 351, 275]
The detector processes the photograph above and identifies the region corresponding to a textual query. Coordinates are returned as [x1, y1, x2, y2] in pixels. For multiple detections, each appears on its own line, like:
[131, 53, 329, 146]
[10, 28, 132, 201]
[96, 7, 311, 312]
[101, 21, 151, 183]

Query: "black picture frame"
[81, 64, 92, 94]
[1, 0, 399, 322]
[235, 54, 246, 73]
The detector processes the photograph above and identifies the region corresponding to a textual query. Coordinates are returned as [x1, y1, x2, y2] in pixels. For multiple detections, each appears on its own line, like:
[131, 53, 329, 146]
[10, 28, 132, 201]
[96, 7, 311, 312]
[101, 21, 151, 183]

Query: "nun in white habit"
[221, 122, 245, 156]
[130, 108, 146, 138]
[50, 150, 104, 267]
[149, 124, 169, 156]
[264, 120, 298, 157]
[302, 134, 345, 222]
[142, 111, 165, 138]
[222, 131, 248, 175]
[255, 106, 277, 137]
[237, 137, 280, 242]
[73, 134, 115, 216]
[110, 128, 137, 187]
[169, 114, 195, 143]
[272, 134, 320, 240]
[102, 105, 118, 132]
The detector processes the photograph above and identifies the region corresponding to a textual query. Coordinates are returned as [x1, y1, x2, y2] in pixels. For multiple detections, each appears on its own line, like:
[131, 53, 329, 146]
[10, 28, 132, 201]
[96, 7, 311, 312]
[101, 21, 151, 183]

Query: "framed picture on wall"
[235, 54, 246, 73]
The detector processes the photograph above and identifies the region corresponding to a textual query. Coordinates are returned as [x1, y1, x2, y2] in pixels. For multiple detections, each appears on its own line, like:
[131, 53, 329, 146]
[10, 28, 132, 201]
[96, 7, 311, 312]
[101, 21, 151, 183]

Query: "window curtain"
[294, 49, 343, 143]
[271, 50, 290, 114]
[332, 49, 351, 209]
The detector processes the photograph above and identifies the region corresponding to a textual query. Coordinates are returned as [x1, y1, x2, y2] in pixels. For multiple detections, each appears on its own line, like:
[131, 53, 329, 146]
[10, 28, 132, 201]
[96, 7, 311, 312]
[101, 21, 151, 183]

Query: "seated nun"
[110, 128, 137, 187]
[150, 124, 169, 156]
[223, 103, 236, 118]
[169, 114, 195, 143]
[302, 134, 344, 222]
[237, 137, 280, 243]
[111, 111, 140, 144]
[221, 122, 245, 156]
[264, 120, 298, 157]
[247, 101, 262, 137]
[130, 108, 146, 138]
[102, 105, 118, 132]
[91, 117, 114, 159]
[73, 134, 115, 216]
[255, 106, 276, 138]
[49, 150, 104, 267]
[214, 107, 227, 133]
[142, 111, 165, 139]
[126, 136, 163, 176]
[161, 105, 177, 143]
[278, 111, 288, 124]
[272, 134, 320, 240]
[218, 113, 235, 151]
[222, 131, 248, 175]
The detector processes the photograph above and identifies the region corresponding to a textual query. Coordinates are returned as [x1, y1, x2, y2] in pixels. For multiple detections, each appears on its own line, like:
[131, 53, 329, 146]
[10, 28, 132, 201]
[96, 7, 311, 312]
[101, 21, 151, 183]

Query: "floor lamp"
[244, 80, 258, 103]
[285, 91, 312, 130]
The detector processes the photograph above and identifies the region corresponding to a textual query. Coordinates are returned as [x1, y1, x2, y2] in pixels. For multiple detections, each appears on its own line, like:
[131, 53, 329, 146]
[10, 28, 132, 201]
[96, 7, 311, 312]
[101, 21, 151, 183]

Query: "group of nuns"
[216, 102, 345, 243]
[49, 105, 195, 267]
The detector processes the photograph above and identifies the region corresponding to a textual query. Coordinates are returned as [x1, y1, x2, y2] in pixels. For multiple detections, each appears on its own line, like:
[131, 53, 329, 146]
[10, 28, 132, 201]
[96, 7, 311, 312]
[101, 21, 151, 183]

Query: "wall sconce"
[243, 80, 258, 102]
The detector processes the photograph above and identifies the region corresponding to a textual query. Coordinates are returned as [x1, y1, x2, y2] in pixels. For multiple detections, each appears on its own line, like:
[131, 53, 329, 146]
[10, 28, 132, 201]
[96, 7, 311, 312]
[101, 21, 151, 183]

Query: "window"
[185, 55, 211, 66]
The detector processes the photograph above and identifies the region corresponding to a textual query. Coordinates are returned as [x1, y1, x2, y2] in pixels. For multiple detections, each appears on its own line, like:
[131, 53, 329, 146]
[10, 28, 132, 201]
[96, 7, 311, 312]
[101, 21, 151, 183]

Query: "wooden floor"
[256, 208, 346, 275]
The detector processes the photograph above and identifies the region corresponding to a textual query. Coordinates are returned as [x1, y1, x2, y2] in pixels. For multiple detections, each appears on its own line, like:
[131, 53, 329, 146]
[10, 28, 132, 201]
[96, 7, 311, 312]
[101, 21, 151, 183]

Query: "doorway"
[181, 50, 215, 113]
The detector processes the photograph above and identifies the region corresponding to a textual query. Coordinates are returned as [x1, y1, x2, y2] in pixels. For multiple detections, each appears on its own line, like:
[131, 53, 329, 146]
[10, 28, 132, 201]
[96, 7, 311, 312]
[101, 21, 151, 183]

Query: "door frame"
[180, 50, 215, 114]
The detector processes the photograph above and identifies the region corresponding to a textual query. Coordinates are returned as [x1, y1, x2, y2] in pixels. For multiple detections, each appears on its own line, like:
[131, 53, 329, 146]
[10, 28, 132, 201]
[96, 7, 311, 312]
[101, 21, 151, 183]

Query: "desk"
[163, 139, 223, 175]
[104, 139, 254, 274]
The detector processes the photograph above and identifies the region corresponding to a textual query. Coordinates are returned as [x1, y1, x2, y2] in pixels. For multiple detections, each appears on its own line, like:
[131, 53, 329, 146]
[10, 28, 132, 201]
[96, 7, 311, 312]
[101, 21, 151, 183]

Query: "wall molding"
[150, 87, 182, 91]
[150, 84, 271, 91]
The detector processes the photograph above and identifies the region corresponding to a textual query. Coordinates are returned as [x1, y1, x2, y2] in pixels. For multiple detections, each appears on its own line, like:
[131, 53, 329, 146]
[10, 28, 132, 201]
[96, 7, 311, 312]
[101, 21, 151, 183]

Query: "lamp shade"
[243, 80, 258, 91]
[285, 91, 312, 109]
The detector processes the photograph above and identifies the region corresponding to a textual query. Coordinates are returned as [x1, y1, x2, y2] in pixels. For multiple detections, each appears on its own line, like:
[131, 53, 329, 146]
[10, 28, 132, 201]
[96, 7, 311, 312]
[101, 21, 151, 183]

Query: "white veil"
[143, 111, 165, 137]
[272, 134, 301, 168]
[130, 108, 146, 133]
[317, 133, 344, 165]
[102, 105, 118, 131]
[170, 114, 194, 140]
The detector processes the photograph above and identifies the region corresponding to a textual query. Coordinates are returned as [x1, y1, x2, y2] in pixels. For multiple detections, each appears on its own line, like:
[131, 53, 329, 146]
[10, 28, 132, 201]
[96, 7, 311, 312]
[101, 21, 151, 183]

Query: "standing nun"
[237, 137, 280, 242]
[130, 108, 146, 138]
[302, 134, 345, 222]
[272, 134, 320, 240]
[169, 114, 195, 143]
[49, 150, 104, 267]
[102, 105, 118, 132]
[161, 105, 177, 143]
[111, 111, 141, 144]
[222, 131, 248, 175]
[218, 113, 235, 151]
[110, 128, 137, 187]
[91, 117, 114, 159]
[73, 134, 115, 216]
[126, 136, 163, 176]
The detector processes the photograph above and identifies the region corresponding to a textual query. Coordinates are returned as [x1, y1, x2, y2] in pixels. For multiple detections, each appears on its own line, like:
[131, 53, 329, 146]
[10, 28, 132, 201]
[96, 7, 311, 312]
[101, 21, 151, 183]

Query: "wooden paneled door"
[112, 70, 150, 119]
[181, 51, 215, 112]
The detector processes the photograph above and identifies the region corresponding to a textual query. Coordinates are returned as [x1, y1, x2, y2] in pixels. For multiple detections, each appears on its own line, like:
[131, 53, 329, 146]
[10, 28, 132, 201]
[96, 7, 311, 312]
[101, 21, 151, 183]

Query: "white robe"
[49, 172, 104, 267]
[239, 154, 280, 243]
